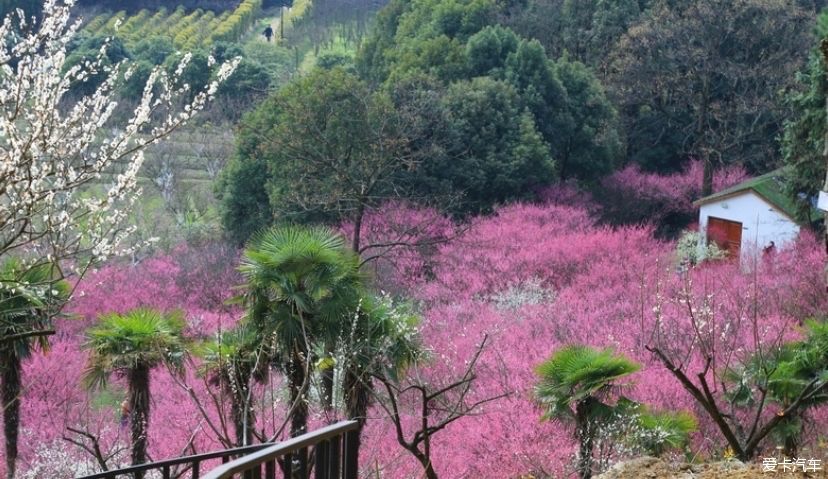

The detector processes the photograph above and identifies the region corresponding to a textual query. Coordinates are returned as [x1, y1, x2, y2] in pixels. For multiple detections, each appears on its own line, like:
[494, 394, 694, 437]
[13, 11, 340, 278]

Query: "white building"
[693, 170, 805, 260]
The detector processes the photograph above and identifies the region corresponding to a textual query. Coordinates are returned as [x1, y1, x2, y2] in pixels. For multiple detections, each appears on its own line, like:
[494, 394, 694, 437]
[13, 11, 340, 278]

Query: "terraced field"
[82, 0, 263, 50]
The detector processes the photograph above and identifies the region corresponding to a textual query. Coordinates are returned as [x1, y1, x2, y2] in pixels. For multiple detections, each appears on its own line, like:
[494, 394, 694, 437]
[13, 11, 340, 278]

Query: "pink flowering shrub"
[3, 202, 826, 479]
[339, 201, 454, 291]
[360, 204, 826, 478]
[600, 161, 748, 236]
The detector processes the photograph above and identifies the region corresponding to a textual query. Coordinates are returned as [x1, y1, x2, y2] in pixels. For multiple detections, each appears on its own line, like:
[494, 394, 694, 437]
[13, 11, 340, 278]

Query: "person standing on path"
[262, 25, 274, 42]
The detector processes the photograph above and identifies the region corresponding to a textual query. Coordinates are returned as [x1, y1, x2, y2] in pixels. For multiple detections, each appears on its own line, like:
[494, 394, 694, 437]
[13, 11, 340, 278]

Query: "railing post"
[314, 440, 328, 479]
[282, 452, 293, 479]
[328, 436, 340, 479]
[297, 447, 308, 479]
[193, 461, 200, 479]
[265, 459, 277, 479]
[343, 430, 358, 479]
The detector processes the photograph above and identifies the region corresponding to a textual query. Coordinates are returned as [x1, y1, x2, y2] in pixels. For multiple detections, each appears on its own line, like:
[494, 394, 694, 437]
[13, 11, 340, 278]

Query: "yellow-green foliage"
[159, 6, 186, 31]
[199, 10, 230, 46]
[211, 0, 263, 43]
[131, 7, 168, 40]
[81, 3, 263, 52]
[178, 10, 215, 49]
[84, 13, 112, 35]
[98, 11, 126, 35]
[119, 8, 149, 37]
[287, 0, 311, 24]
[172, 8, 204, 47]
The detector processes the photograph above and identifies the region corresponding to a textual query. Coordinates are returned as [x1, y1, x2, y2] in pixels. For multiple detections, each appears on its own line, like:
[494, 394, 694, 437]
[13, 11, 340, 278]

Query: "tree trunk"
[230, 363, 255, 447]
[575, 399, 595, 479]
[321, 342, 334, 412]
[344, 371, 371, 475]
[783, 434, 798, 459]
[411, 448, 439, 479]
[421, 459, 439, 479]
[702, 157, 714, 197]
[286, 350, 309, 477]
[128, 365, 151, 478]
[698, 76, 713, 197]
[351, 202, 366, 253]
[230, 387, 255, 447]
[2, 354, 21, 479]
[288, 351, 308, 438]
[820, 39, 828, 287]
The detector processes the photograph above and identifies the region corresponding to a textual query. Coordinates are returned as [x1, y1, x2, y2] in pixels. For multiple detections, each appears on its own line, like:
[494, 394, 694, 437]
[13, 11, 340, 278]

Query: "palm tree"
[342, 294, 420, 425]
[535, 345, 640, 479]
[340, 294, 421, 473]
[725, 319, 828, 458]
[0, 260, 68, 479]
[197, 325, 265, 447]
[83, 308, 187, 476]
[239, 225, 362, 439]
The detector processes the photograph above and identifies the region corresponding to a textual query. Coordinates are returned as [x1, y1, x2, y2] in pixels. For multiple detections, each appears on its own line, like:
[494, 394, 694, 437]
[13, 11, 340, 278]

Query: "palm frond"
[535, 345, 640, 422]
[83, 308, 188, 390]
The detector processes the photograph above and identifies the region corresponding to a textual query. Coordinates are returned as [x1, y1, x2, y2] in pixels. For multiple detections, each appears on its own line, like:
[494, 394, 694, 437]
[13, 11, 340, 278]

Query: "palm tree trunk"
[286, 351, 309, 476]
[575, 399, 595, 479]
[344, 371, 370, 475]
[783, 435, 798, 459]
[2, 354, 21, 479]
[128, 365, 151, 479]
[288, 352, 308, 438]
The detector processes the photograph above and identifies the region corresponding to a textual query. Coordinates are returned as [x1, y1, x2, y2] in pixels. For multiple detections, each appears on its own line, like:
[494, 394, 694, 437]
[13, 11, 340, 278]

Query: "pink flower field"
[4, 173, 827, 478]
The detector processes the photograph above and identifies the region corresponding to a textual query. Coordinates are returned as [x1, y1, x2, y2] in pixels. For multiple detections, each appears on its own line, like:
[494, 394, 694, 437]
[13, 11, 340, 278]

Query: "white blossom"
[0, 2, 238, 283]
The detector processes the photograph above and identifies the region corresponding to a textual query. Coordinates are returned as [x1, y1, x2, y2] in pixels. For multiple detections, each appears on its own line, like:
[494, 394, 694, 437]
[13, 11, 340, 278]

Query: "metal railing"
[202, 421, 359, 479]
[75, 421, 359, 479]
[76, 443, 273, 479]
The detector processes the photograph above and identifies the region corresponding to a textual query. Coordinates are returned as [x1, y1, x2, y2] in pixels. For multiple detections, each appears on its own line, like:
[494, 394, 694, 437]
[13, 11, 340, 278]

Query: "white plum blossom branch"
[0, 0, 239, 339]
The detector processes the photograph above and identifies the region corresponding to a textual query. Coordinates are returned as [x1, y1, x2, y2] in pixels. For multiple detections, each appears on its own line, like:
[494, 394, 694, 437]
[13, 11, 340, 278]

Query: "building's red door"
[707, 217, 742, 257]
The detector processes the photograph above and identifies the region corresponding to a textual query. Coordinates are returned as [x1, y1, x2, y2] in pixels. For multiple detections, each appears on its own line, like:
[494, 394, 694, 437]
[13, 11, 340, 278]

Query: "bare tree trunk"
[2, 355, 21, 479]
[699, 76, 713, 197]
[230, 387, 255, 447]
[408, 448, 439, 479]
[702, 157, 714, 197]
[351, 201, 366, 253]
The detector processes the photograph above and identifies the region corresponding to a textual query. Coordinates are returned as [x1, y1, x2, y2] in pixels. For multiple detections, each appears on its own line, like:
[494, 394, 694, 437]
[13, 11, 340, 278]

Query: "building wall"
[698, 191, 800, 259]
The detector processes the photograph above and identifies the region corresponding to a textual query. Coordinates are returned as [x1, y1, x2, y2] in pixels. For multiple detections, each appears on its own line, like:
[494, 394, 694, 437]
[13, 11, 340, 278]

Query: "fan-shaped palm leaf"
[0, 259, 68, 479]
[535, 345, 640, 422]
[83, 308, 187, 389]
[239, 225, 364, 438]
[83, 308, 187, 470]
